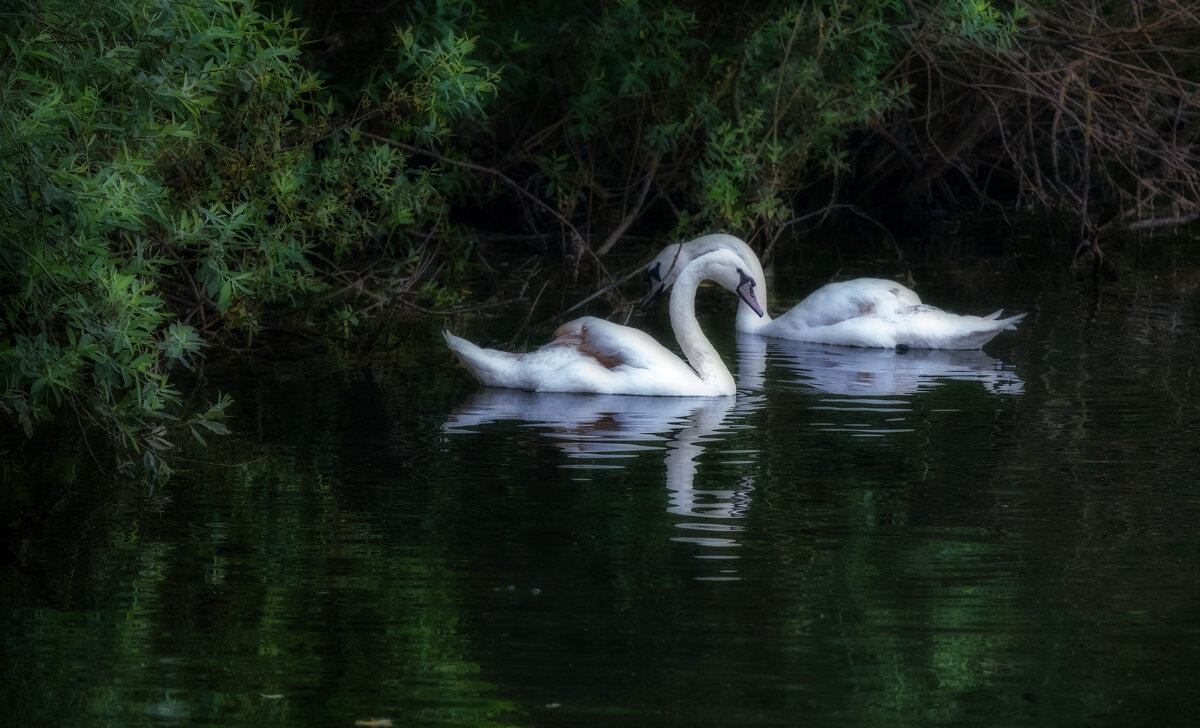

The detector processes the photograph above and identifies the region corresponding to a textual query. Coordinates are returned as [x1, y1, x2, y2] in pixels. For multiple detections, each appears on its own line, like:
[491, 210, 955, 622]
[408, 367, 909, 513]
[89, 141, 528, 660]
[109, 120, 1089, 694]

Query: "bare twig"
[558, 264, 647, 320]
[596, 155, 659, 256]
[882, 0, 1200, 255]
[765, 203, 902, 263]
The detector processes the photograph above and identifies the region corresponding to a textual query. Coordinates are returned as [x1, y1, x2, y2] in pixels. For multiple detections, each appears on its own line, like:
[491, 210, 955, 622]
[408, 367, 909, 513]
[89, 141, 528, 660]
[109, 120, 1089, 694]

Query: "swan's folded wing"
[551, 316, 678, 371]
[785, 279, 923, 328]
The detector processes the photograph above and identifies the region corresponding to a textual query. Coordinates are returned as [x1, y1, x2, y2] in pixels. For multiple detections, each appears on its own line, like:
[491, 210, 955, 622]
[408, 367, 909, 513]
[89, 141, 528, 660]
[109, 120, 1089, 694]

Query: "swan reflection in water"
[737, 333, 1024, 437]
[444, 389, 762, 581]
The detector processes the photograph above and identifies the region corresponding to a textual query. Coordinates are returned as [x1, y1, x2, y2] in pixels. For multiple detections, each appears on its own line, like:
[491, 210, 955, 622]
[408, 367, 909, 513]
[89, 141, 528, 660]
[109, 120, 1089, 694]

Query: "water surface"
[4, 256, 1200, 727]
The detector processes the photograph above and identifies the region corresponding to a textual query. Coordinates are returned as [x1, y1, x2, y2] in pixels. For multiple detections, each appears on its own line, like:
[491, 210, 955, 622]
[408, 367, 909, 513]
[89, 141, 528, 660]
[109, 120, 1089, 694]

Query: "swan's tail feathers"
[983, 309, 1003, 321]
[998, 311, 1027, 330]
[908, 310, 1028, 349]
[956, 311, 1027, 348]
[443, 330, 520, 388]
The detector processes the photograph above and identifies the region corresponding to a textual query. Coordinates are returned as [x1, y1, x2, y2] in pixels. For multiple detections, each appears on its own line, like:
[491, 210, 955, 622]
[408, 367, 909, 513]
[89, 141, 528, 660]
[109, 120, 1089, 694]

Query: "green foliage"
[945, 0, 1022, 46]
[447, 0, 1026, 246]
[0, 0, 499, 474]
[477, 1, 912, 241]
[936, 0, 1019, 48]
[390, 12, 498, 146]
[0, 0, 1038, 475]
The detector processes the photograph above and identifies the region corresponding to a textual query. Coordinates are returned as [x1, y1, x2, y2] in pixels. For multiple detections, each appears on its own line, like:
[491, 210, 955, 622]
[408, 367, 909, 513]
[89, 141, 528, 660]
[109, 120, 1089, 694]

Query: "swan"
[444, 248, 764, 396]
[644, 234, 1026, 350]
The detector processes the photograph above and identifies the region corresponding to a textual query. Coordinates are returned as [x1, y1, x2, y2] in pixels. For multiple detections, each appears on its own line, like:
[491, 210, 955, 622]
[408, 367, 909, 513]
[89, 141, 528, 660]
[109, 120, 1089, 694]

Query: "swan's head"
[641, 247, 764, 318]
[732, 266, 765, 317]
[641, 234, 763, 311]
[640, 244, 683, 311]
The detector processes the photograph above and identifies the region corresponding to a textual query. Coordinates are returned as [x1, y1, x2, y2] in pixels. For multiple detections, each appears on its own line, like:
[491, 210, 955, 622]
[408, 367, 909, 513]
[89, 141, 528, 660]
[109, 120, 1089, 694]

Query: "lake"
[4, 246, 1200, 727]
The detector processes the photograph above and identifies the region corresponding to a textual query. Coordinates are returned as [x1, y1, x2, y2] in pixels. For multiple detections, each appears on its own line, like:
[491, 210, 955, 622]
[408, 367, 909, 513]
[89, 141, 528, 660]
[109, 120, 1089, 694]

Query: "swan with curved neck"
[645, 234, 1025, 350]
[444, 248, 763, 396]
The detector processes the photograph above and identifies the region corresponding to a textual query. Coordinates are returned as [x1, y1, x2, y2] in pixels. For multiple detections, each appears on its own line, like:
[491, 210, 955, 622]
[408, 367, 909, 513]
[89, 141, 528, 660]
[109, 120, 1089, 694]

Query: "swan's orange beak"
[736, 269, 764, 317]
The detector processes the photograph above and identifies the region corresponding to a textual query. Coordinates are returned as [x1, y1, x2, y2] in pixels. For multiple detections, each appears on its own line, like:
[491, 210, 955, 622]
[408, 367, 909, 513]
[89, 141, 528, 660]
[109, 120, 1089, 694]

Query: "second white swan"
[445, 248, 763, 396]
[645, 234, 1025, 350]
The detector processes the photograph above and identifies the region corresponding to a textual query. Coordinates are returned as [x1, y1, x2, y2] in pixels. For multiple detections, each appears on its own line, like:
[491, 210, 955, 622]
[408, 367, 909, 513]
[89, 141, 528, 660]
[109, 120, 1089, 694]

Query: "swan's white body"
[444, 248, 762, 396]
[645, 234, 1025, 350]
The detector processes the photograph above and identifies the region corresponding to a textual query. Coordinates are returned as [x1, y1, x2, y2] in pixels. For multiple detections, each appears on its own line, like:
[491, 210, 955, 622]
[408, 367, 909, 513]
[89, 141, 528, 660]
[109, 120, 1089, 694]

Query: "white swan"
[444, 248, 764, 396]
[644, 234, 1026, 350]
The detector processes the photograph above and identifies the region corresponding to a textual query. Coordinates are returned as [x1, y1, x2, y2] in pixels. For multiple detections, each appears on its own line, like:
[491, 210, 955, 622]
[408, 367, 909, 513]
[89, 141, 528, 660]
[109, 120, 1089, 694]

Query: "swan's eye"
[647, 262, 662, 283]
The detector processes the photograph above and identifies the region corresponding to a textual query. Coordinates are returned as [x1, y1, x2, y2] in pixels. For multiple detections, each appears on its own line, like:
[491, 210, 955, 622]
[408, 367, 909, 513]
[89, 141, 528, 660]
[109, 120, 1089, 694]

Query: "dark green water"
[4, 257, 1200, 727]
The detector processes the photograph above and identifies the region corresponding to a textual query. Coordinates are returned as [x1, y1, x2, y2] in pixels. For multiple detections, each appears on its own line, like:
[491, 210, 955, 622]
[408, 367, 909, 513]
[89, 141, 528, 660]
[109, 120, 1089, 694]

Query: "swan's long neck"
[670, 258, 736, 393]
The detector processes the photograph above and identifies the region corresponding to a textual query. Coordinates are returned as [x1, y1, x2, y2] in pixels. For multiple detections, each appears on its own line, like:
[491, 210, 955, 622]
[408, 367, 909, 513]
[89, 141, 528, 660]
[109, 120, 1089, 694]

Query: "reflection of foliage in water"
[5, 264, 1200, 726]
[1, 339, 517, 725]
